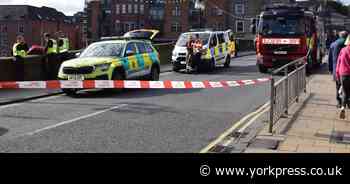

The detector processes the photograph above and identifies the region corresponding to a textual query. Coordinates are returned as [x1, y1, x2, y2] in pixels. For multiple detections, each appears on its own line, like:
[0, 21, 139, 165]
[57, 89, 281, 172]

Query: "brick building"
[85, 0, 304, 41]
[0, 5, 80, 57]
[163, 0, 229, 39]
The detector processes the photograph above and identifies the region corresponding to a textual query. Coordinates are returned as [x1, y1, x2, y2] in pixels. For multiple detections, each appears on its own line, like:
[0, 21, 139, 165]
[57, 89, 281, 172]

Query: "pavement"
[0, 51, 255, 106]
[0, 54, 270, 153]
[245, 63, 350, 153]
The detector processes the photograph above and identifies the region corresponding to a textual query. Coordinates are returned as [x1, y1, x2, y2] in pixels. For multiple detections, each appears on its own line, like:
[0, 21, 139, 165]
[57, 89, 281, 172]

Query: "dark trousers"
[336, 80, 341, 105]
[340, 75, 350, 108]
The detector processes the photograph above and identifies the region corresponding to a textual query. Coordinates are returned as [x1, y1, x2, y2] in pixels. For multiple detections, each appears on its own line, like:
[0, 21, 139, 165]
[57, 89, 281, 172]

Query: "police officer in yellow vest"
[12, 35, 29, 58]
[44, 33, 58, 55]
[43, 33, 58, 80]
[58, 37, 69, 53]
[57, 31, 70, 53]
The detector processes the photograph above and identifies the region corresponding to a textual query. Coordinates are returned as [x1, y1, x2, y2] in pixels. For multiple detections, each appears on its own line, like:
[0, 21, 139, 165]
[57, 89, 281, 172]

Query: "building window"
[18, 24, 24, 33]
[171, 22, 181, 32]
[236, 21, 244, 33]
[172, 6, 181, 16]
[140, 4, 144, 14]
[235, 4, 244, 15]
[1, 25, 7, 33]
[122, 4, 126, 14]
[128, 4, 132, 14]
[116, 4, 120, 15]
[134, 4, 138, 14]
[217, 8, 223, 16]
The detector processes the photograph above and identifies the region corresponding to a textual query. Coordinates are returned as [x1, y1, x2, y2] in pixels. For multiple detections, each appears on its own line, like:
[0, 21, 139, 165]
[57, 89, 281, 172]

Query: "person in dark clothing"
[329, 31, 348, 108]
[186, 35, 195, 72]
[44, 33, 57, 55]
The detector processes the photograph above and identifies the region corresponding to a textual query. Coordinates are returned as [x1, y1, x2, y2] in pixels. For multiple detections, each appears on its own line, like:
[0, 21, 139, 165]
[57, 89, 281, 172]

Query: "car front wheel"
[62, 89, 77, 97]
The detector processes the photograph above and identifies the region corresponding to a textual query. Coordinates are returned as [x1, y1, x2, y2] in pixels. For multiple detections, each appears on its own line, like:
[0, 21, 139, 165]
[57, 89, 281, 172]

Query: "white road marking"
[25, 104, 128, 136]
[160, 72, 173, 76]
[221, 104, 269, 147]
[200, 101, 270, 153]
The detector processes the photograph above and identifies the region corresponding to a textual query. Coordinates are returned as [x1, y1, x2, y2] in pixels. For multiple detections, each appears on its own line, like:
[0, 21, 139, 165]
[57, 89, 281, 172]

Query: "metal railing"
[269, 53, 309, 133]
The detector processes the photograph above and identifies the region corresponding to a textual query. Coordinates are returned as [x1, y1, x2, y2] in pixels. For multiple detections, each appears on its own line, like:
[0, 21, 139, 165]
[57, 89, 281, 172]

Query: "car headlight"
[95, 63, 111, 72]
[172, 52, 177, 57]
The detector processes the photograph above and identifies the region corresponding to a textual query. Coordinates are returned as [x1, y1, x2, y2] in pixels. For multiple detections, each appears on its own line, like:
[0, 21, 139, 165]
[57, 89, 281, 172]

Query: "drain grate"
[248, 139, 281, 150]
[229, 131, 248, 139]
[209, 145, 235, 153]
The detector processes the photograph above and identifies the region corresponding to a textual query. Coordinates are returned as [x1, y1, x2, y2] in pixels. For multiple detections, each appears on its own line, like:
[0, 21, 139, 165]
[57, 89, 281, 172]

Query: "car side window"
[144, 43, 154, 53]
[218, 33, 225, 44]
[125, 42, 138, 56]
[136, 42, 147, 54]
[210, 34, 218, 48]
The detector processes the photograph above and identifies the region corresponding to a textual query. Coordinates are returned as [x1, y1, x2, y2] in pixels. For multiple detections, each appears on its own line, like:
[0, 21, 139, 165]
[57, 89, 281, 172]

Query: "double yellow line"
[200, 102, 270, 153]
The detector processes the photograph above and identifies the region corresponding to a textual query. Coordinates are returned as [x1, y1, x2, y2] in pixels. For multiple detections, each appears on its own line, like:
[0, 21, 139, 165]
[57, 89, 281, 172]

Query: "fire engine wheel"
[258, 64, 268, 73]
[224, 56, 231, 68]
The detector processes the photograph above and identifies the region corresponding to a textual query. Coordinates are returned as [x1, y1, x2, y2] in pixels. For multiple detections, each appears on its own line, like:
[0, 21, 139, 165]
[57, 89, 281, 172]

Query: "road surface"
[0, 54, 271, 153]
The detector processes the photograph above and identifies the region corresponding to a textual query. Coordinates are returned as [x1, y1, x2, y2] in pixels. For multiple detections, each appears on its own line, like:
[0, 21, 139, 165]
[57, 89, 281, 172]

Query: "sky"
[0, 0, 85, 16]
[0, 0, 350, 16]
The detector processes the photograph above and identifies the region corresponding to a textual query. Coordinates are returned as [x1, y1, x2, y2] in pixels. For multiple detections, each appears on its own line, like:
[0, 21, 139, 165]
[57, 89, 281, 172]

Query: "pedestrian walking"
[329, 31, 348, 108]
[336, 35, 350, 119]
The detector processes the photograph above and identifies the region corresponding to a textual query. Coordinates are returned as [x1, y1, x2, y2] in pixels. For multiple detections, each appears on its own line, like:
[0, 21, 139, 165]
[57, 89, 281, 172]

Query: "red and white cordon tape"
[0, 78, 271, 89]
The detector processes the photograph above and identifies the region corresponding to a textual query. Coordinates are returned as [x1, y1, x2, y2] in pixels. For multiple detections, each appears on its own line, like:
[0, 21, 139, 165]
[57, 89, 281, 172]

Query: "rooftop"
[0, 5, 73, 23]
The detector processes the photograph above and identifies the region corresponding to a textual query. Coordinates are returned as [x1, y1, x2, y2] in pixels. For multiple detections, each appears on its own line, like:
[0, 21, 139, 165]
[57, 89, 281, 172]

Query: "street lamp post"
[195, 0, 205, 28]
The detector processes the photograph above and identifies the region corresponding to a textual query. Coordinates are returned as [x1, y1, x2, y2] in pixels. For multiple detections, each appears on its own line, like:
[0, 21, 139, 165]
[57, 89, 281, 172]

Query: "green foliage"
[328, 0, 348, 16]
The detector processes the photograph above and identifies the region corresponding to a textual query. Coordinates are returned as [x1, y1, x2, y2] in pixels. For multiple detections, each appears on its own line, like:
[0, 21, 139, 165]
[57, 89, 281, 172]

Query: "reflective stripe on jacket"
[47, 39, 58, 54]
[12, 43, 27, 57]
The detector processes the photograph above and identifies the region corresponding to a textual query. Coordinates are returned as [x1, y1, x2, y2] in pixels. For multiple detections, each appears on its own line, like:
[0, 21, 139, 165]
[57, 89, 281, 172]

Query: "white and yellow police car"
[171, 29, 236, 72]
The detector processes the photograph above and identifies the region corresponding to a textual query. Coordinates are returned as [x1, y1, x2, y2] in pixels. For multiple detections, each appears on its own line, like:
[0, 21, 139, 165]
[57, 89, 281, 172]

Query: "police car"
[171, 29, 236, 72]
[58, 30, 160, 96]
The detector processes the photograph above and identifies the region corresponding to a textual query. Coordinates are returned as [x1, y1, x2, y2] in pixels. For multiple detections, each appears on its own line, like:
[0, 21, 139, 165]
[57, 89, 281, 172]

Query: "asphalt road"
[0, 54, 271, 153]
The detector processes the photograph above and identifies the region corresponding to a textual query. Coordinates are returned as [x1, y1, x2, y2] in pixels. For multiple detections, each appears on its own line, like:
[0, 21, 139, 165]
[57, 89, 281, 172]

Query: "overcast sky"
[0, 0, 350, 16]
[0, 0, 85, 16]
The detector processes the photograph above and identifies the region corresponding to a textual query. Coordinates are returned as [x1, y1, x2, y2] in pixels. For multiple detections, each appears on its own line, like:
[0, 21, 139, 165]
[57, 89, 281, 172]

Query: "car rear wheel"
[149, 65, 160, 81]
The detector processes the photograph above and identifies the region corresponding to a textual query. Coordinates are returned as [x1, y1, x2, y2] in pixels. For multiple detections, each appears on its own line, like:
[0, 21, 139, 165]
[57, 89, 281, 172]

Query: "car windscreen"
[258, 16, 305, 36]
[176, 33, 210, 47]
[80, 43, 124, 58]
[124, 31, 154, 39]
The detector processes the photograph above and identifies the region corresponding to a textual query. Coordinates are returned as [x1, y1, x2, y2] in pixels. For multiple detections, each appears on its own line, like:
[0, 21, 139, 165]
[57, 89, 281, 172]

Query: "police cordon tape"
[0, 78, 271, 89]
